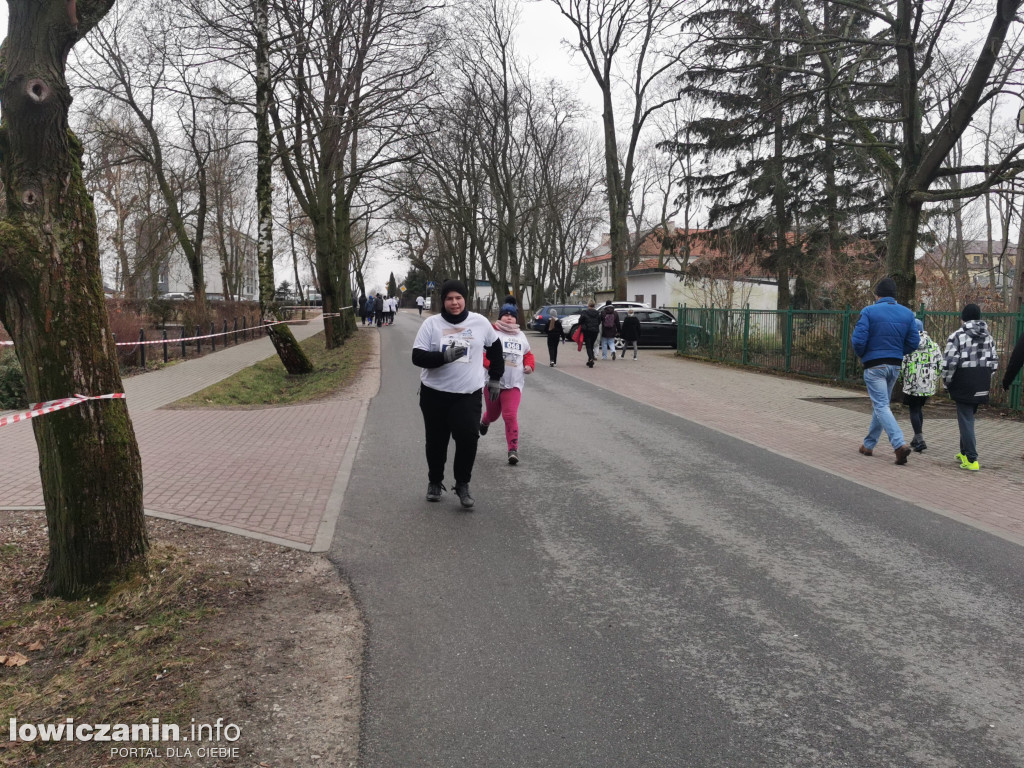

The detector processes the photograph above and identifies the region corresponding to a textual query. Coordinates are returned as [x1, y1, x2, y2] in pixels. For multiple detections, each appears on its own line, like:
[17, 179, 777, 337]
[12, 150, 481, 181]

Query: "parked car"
[560, 301, 651, 339]
[614, 308, 678, 349]
[529, 303, 587, 333]
[160, 292, 189, 301]
[561, 306, 710, 350]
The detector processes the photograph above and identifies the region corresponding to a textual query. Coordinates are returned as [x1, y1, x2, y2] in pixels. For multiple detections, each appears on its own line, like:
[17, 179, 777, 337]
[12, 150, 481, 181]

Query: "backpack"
[602, 310, 616, 329]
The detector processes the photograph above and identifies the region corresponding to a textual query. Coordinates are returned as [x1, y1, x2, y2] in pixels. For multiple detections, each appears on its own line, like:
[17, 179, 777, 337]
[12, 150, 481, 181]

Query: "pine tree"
[676, 0, 884, 308]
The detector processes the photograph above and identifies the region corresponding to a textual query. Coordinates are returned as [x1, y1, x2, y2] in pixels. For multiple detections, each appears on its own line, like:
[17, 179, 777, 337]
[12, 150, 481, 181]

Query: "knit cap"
[962, 303, 981, 321]
[874, 277, 897, 298]
[440, 279, 468, 302]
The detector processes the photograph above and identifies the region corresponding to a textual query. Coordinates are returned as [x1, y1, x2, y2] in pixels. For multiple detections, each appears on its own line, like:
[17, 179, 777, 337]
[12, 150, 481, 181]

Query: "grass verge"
[172, 329, 372, 407]
[0, 528, 233, 768]
[1, 328, 373, 766]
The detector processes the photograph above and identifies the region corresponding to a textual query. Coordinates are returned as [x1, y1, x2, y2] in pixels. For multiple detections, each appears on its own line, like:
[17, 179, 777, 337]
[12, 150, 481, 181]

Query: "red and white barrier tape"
[113, 318, 307, 347]
[1, 312, 337, 351]
[0, 393, 125, 429]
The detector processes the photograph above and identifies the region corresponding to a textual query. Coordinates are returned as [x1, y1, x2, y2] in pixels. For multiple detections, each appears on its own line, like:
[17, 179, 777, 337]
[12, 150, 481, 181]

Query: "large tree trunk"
[256, 0, 312, 374]
[314, 219, 346, 348]
[601, 90, 628, 300]
[887, 188, 923, 304]
[0, 0, 147, 598]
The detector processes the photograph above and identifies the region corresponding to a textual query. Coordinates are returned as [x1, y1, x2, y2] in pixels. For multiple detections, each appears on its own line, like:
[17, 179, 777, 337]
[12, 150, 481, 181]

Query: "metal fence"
[674, 304, 1024, 412]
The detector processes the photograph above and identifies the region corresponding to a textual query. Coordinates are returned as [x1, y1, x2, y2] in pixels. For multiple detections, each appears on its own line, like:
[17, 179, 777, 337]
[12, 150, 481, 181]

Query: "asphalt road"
[332, 314, 1024, 768]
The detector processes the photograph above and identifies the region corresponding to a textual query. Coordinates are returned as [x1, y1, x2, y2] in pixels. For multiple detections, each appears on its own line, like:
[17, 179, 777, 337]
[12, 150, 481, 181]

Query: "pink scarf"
[495, 319, 519, 334]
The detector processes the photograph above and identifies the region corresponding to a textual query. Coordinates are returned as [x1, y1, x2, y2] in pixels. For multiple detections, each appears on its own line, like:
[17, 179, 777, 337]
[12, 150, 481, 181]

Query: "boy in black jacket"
[943, 304, 999, 471]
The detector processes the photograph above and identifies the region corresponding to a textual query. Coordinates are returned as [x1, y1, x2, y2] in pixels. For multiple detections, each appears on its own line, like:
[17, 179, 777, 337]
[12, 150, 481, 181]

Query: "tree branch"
[74, 0, 116, 39]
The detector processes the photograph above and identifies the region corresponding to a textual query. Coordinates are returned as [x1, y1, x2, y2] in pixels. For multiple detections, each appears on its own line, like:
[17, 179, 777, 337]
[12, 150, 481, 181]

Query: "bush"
[0, 349, 27, 410]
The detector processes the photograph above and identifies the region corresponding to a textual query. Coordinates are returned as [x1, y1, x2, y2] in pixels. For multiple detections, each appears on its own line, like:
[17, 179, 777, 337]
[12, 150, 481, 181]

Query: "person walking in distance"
[416, 295, 425, 315]
[479, 304, 535, 465]
[1003, 330, 1024, 392]
[943, 303, 999, 471]
[599, 300, 621, 360]
[545, 309, 561, 367]
[412, 279, 505, 508]
[621, 308, 641, 360]
[851, 277, 919, 464]
[899, 318, 943, 452]
[578, 300, 601, 368]
[374, 294, 385, 327]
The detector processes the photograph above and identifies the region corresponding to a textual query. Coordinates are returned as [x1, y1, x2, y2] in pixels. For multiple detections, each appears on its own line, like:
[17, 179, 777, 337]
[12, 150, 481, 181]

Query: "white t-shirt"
[416, 296, 424, 307]
[414, 312, 500, 393]
[495, 328, 531, 390]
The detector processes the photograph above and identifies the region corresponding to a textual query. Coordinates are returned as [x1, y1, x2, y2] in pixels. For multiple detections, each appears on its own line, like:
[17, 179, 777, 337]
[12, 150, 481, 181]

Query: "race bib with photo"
[441, 330, 473, 363]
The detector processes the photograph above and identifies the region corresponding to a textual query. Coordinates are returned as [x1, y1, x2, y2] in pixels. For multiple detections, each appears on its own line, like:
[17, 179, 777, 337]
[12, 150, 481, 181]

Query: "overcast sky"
[0, 2, 599, 294]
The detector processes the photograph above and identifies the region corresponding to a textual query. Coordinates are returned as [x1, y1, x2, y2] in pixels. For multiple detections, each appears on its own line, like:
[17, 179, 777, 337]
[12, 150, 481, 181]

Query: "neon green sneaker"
[960, 459, 980, 471]
[955, 452, 968, 467]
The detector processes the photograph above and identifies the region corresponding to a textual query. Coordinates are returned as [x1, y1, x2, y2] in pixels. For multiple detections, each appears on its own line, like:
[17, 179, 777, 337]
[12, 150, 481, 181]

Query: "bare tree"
[80, 108, 176, 299]
[550, 0, 689, 299]
[74, 4, 220, 310]
[270, 0, 442, 347]
[789, 0, 1024, 304]
[0, 0, 148, 597]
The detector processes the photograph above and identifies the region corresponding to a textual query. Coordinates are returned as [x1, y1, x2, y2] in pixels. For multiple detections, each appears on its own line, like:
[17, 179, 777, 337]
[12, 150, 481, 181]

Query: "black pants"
[547, 334, 559, 364]
[956, 401, 979, 461]
[903, 394, 926, 435]
[419, 384, 483, 484]
[583, 330, 598, 361]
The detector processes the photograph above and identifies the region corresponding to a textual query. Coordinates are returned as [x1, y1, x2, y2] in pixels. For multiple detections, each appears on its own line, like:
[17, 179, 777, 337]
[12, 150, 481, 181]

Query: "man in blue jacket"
[851, 277, 920, 464]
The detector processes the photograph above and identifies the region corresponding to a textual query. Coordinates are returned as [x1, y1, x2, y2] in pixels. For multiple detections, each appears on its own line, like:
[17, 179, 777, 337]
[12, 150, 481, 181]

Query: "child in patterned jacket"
[943, 304, 999, 471]
[900, 318, 944, 452]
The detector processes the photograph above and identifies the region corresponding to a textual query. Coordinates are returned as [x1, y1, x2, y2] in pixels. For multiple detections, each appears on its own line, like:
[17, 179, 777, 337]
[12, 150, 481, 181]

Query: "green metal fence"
[675, 304, 1024, 412]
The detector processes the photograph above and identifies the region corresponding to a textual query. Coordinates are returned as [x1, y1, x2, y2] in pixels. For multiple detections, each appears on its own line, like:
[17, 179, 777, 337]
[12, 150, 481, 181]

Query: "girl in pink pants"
[480, 303, 534, 465]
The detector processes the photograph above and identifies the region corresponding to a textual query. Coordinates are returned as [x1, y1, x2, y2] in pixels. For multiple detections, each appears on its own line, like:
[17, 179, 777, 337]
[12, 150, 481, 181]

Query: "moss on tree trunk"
[0, 0, 147, 598]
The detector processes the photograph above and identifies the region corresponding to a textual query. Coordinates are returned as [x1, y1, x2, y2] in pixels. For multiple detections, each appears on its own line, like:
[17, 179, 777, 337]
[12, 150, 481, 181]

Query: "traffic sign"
[426, 281, 436, 290]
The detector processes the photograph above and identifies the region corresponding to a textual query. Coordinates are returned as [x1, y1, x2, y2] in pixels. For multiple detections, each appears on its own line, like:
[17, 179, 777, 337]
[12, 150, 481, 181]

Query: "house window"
[635, 295, 644, 304]
[650, 294, 657, 308]
[973, 254, 981, 264]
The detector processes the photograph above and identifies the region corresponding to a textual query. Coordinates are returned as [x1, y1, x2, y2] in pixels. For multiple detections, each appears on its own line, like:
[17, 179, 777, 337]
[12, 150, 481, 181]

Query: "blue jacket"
[851, 297, 919, 365]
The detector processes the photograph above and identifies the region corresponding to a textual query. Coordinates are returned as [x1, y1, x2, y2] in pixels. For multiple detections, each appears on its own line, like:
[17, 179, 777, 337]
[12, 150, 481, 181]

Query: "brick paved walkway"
[1, 319, 379, 551]
[554, 341, 1024, 546]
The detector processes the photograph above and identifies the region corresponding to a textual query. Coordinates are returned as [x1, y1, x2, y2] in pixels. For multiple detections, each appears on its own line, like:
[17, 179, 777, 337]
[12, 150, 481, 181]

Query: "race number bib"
[502, 337, 524, 367]
[441, 331, 472, 364]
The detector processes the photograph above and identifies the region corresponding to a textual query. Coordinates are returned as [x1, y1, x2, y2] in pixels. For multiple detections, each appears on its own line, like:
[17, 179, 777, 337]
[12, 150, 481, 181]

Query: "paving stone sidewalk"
[1, 319, 379, 551]
[555, 342, 1024, 545]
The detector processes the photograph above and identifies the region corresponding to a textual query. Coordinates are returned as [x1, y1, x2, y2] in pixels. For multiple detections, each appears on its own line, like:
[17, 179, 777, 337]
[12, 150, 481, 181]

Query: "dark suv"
[529, 304, 587, 333]
[613, 308, 711, 350]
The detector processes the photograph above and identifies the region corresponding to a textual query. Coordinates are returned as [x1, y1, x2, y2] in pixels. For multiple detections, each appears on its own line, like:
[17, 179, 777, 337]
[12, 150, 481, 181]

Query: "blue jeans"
[600, 336, 616, 358]
[863, 364, 905, 450]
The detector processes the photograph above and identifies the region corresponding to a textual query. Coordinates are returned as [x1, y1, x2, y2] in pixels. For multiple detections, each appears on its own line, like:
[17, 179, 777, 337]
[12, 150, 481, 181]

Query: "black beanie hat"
[440, 279, 468, 302]
[961, 303, 981, 321]
[874, 277, 897, 298]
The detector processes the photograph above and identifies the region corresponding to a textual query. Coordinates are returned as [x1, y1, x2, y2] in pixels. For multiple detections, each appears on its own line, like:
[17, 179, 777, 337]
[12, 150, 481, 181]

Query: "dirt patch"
[0, 510, 361, 768]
